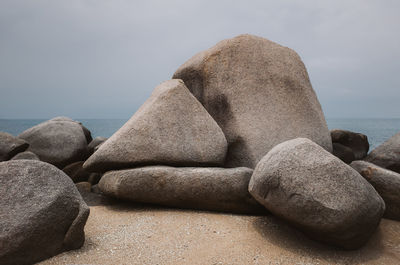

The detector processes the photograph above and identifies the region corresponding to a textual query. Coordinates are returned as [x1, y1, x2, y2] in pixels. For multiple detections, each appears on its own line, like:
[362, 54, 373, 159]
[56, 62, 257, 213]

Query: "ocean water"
[0, 118, 399, 151]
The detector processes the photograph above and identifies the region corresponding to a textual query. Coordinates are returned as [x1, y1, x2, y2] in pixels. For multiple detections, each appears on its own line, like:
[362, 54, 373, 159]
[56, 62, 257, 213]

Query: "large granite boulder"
[350, 160, 400, 221]
[331, 129, 369, 160]
[0, 132, 29, 161]
[18, 117, 90, 168]
[50, 116, 92, 143]
[173, 34, 332, 168]
[84, 80, 228, 172]
[248, 138, 385, 249]
[332, 142, 355, 164]
[0, 160, 89, 265]
[365, 132, 400, 173]
[10, 151, 40, 161]
[99, 166, 264, 214]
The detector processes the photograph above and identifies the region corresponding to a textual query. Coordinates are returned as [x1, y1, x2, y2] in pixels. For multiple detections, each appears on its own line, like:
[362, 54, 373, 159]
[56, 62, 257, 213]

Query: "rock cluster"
[1, 34, 399, 263]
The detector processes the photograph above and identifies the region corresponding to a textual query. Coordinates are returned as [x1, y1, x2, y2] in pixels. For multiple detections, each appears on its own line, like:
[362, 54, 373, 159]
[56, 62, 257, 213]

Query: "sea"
[1, 118, 399, 151]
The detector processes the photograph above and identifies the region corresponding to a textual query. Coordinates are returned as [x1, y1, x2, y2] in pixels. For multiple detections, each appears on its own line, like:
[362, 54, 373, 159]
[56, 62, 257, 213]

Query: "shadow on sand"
[252, 215, 386, 264]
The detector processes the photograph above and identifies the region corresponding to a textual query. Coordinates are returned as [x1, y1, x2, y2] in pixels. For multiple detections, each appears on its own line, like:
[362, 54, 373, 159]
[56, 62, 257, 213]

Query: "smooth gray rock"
[99, 166, 264, 214]
[331, 129, 369, 160]
[350, 160, 400, 221]
[0, 132, 29, 161]
[365, 132, 400, 173]
[10, 151, 40, 161]
[18, 117, 89, 168]
[248, 138, 385, 249]
[87, 136, 107, 154]
[173, 34, 332, 168]
[84, 80, 228, 172]
[50, 116, 92, 143]
[332, 142, 355, 164]
[0, 160, 89, 265]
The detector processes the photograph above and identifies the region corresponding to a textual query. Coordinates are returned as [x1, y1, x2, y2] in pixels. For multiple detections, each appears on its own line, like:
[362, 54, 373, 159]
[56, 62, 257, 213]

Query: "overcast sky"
[1, 0, 399, 119]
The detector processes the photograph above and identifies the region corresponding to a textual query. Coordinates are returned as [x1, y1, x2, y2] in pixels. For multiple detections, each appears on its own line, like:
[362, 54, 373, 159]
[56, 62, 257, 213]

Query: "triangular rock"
[84, 79, 228, 172]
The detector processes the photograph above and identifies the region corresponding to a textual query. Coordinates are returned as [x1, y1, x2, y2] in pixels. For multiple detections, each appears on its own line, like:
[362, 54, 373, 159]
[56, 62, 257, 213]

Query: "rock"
[0, 160, 89, 265]
[62, 161, 91, 183]
[84, 80, 228, 172]
[173, 34, 332, 168]
[0, 132, 29, 161]
[365, 132, 400, 173]
[350, 160, 400, 221]
[50, 116, 92, 143]
[18, 117, 89, 168]
[75, 182, 92, 194]
[87, 136, 107, 154]
[331, 129, 369, 160]
[88, 172, 102, 185]
[99, 166, 264, 214]
[248, 138, 385, 249]
[332, 142, 355, 164]
[10, 151, 40, 161]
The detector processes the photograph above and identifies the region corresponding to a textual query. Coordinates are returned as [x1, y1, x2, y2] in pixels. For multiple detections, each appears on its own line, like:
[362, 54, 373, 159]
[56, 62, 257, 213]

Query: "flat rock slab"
[0, 160, 90, 265]
[351, 160, 400, 221]
[39, 205, 400, 265]
[99, 166, 263, 214]
[365, 132, 400, 173]
[173, 34, 332, 168]
[18, 117, 89, 168]
[249, 138, 385, 249]
[84, 80, 227, 172]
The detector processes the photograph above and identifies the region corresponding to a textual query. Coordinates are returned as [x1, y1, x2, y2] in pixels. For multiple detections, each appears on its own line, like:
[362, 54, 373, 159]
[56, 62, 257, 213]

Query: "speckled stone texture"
[173, 34, 332, 168]
[99, 166, 264, 214]
[351, 160, 400, 221]
[0, 160, 90, 265]
[249, 138, 385, 249]
[365, 132, 400, 173]
[331, 129, 369, 160]
[18, 117, 90, 168]
[84, 79, 228, 173]
[0, 132, 29, 161]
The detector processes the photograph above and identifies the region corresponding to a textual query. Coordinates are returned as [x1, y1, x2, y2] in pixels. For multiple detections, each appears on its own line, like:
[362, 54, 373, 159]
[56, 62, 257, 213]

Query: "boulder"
[10, 151, 40, 161]
[331, 129, 369, 159]
[173, 34, 332, 168]
[62, 161, 91, 183]
[88, 172, 102, 185]
[0, 132, 29, 161]
[84, 80, 228, 172]
[50, 116, 92, 143]
[248, 138, 385, 249]
[87, 136, 107, 154]
[332, 142, 355, 164]
[350, 160, 400, 221]
[99, 166, 264, 214]
[0, 160, 89, 265]
[365, 132, 400, 173]
[75, 182, 92, 195]
[18, 117, 89, 168]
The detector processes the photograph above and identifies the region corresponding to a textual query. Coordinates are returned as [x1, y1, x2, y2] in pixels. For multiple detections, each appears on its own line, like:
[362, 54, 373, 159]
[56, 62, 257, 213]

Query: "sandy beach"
[39, 195, 400, 265]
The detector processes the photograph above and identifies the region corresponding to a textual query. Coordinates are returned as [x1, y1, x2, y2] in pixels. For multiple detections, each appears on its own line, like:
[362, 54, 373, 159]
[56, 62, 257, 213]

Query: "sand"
[39, 196, 400, 265]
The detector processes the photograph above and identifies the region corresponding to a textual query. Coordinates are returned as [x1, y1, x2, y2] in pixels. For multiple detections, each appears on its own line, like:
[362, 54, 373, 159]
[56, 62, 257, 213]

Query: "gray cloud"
[1, 0, 399, 118]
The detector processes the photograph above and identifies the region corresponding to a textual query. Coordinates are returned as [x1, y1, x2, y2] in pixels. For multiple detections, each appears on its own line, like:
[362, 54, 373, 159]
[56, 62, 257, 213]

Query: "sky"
[1, 0, 399, 119]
